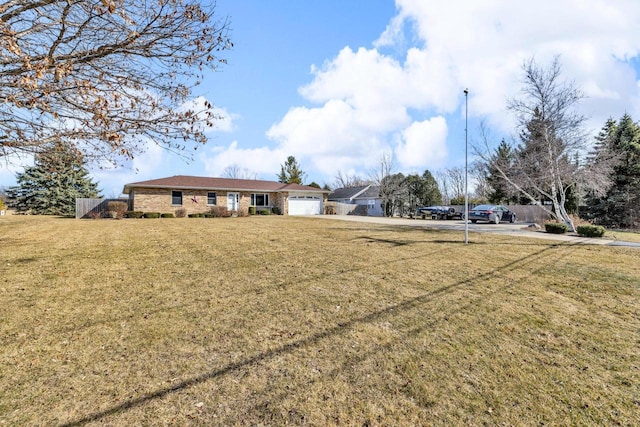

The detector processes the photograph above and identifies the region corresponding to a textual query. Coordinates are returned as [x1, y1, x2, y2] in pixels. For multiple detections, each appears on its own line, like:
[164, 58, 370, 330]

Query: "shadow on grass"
[354, 236, 415, 246]
[429, 239, 568, 247]
[47, 248, 446, 339]
[239, 242, 581, 422]
[61, 242, 567, 426]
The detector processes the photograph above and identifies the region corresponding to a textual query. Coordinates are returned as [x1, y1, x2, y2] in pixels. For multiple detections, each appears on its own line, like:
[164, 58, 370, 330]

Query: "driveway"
[315, 215, 640, 248]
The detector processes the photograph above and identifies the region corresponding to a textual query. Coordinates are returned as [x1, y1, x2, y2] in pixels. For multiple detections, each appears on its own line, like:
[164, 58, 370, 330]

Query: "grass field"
[605, 229, 640, 243]
[1, 215, 639, 426]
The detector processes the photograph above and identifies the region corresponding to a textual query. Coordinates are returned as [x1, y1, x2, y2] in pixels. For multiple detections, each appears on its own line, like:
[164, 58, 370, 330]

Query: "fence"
[445, 205, 551, 223]
[75, 198, 128, 219]
[325, 201, 372, 216]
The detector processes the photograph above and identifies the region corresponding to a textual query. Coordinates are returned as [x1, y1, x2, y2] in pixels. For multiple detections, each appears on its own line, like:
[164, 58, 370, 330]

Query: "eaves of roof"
[122, 175, 329, 195]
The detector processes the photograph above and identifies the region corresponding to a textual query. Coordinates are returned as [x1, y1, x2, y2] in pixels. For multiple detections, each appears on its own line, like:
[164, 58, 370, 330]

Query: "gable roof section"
[123, 175, 328, 194]
[354, 185, 380, 199]
[328, 185, 381, 201]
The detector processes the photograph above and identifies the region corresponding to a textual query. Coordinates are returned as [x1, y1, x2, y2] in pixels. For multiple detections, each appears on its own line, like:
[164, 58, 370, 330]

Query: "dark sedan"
[468, 204, 516, 224]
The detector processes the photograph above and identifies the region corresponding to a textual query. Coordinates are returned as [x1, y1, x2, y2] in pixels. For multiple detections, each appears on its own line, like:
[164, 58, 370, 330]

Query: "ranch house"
[122, 175, 329, 216]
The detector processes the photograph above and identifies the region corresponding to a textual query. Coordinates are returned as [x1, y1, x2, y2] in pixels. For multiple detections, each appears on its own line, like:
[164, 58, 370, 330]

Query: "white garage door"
[288, 195, 322, 215]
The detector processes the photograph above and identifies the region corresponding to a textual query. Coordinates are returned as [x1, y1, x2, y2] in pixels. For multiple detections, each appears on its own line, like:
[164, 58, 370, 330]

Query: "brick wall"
[130, 188, 287, 215]
[131, 188, 227, 215]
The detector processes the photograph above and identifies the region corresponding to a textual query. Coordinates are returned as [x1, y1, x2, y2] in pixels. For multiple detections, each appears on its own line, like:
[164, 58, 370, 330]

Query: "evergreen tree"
[277, 156, 306, 184]
[393, 170, 442, 215]
[382, 172, 407, 216]
[420, 170, 443, 206]
[7, 142, 100, 216]
[486, 140, 518, 204]
[585, 114, 640, 228]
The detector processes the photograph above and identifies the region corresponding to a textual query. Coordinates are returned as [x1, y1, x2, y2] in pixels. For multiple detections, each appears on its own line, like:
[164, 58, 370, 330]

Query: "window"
[251, 193, 269, 206]
[171, 190, 182, 205]
[207, 192, 217, 206]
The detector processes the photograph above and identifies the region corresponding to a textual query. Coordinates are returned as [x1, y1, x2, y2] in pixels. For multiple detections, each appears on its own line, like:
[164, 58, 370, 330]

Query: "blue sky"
[2, 0, 640, 196]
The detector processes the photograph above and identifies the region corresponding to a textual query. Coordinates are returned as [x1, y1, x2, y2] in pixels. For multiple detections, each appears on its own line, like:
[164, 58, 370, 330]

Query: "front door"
[227, 192, 239, 211]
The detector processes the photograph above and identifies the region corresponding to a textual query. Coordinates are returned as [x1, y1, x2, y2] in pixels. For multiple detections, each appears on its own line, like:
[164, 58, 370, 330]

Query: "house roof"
[328, 185, 380, 201]
[355, 185, 380, 199]
[123, 175, 329, 195]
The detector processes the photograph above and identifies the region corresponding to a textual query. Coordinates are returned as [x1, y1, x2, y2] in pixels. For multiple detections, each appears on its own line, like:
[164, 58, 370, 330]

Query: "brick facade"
[129, 187, 289, 215]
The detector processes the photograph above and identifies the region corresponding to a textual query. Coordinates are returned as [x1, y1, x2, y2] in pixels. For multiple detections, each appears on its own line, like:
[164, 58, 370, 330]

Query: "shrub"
[259, 209, 271, 215]
[576, 224, 606, 238]
[106, 201, 127, 218]
[143, 212, 161, 218]
[248, 206, 256, 215]
[87, 210, 103, 219]
[237, 208, 250, 217]
[544, 222, 569, 234]
[124, 211, 144, 218]
[175, 208, 187, 218]
[161, 213, 175, 218]
[271, 206, 281, 215]
[188, 213, 205, 218]
[209, 206, 231, 217]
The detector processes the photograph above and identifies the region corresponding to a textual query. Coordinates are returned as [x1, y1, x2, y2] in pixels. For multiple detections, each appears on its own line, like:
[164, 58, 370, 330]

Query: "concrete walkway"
[314, 215, 640, 248]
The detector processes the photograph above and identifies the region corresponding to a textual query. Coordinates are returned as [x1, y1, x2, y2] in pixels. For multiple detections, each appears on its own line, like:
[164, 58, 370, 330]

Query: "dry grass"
[605, 229, 640, 243]
[1, 215, 639, 426]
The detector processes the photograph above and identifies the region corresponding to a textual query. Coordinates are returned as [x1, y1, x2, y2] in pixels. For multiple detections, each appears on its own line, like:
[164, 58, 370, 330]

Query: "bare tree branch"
[0, 0, 232, 165]
[222, 164, 257, 180]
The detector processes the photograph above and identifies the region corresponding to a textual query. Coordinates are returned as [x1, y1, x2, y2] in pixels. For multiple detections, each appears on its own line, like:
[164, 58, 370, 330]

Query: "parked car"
[416, 206, 465, 220]
[468, 204, 516, 224]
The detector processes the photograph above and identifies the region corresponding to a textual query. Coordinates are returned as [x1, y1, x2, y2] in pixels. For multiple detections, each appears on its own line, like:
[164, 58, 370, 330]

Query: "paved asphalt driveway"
[315, 215, 640, 248]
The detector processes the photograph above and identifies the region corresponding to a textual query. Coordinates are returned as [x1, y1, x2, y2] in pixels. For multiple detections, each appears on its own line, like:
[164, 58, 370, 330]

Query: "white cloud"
[187, 1, 640, 184]
[395, 117, 448, 169]
[388, 0, 640, 127]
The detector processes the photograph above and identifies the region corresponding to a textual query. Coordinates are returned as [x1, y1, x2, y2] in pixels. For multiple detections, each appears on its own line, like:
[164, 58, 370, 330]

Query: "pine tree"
[486, 140, 518, 204]
[7, 142, 101, 216]
[421, 169, 443, 206]
[277, 156, 306, 184]
[586, 114, 640, 228]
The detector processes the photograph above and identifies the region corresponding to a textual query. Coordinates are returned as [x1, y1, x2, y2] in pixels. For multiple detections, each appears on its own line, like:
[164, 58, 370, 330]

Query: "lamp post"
[464, 88, 469, 244]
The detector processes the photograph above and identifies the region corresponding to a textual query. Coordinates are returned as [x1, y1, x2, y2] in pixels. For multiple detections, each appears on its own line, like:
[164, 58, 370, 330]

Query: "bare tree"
[470, 161, 490, 202]
[435, 170, 451, 204]
[222, 164, 257, 180]
[0, 0, 232, 164]
[333, 170, 369, 189]
[475, 58, 612, 231]
[441, 166, 465, 203]
[369, 151, 395, 216]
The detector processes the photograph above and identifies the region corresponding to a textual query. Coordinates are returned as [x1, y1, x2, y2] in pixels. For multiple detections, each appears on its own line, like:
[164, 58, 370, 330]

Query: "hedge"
[124, 211, 144, 218]
[544, 222, 569, 234]
[576, 225, 606, 238]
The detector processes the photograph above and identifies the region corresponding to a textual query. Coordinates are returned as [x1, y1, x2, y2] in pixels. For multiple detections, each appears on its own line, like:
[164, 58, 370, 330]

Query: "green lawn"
[1, 215, 639, 426]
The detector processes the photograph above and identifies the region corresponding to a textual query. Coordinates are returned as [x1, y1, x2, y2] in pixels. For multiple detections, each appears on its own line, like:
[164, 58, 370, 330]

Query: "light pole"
[464, 88, 469, 244]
